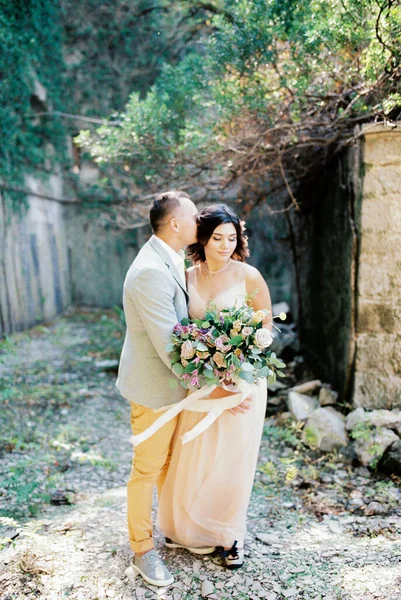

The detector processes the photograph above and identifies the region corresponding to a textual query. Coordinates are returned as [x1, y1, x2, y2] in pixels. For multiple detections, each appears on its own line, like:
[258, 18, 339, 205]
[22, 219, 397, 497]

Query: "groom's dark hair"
[149, 190, 191, 233]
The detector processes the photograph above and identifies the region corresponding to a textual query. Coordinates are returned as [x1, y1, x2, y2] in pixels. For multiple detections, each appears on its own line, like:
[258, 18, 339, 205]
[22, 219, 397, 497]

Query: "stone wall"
[354, 125, 401, 409]
[65, 205, 147, 308]
[0, 175, 72, 337]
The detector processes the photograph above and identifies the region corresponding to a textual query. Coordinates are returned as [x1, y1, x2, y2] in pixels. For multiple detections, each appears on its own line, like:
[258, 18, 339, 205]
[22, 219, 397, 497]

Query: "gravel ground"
[0, 310, 400, 600]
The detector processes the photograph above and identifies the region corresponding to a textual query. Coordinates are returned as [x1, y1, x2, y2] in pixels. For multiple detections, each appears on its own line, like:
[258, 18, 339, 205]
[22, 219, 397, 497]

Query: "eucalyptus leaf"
[239, 371, 254, 383]
[196, 342, 208, 351]
[172, 363, 184, 376]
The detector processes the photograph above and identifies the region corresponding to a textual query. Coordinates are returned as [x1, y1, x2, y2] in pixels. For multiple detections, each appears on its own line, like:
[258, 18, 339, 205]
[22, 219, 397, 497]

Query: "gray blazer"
[116, 235, 188, 409]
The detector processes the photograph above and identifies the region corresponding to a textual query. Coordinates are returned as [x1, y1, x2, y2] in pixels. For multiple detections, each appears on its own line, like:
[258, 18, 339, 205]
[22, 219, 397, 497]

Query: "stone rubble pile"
[267, 372, 401, 474]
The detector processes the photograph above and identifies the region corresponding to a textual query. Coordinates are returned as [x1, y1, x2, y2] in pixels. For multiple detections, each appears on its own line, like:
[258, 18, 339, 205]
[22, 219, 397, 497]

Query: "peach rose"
[213, 351, 227, 369]
[181, 340, 196, 360]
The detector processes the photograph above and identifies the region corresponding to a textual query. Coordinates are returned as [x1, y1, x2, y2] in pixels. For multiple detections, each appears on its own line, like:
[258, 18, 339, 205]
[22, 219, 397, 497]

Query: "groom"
[116, 190, 199, 586]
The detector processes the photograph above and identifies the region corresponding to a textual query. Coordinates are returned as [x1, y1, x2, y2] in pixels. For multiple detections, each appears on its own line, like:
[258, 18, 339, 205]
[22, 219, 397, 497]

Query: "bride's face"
[204, 222, 237, 263]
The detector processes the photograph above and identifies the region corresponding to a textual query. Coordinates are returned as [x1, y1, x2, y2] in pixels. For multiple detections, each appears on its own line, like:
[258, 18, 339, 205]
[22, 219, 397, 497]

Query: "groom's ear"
[169, 217, 180, 232]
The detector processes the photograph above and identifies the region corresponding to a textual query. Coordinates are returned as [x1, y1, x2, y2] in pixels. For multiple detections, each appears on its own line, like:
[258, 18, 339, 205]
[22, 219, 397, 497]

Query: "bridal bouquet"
[166, 302, 286, 390]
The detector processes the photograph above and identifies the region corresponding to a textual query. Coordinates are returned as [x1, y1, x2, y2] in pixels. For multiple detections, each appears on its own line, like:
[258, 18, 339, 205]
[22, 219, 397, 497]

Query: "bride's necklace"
[201, 259, 232, 303]
[205, 258, 232, 274]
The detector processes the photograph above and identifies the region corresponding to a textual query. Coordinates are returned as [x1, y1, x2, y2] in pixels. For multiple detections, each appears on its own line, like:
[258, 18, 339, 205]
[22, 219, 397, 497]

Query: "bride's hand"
[205, 386, 253, 415]
[229, 397, 252, 415]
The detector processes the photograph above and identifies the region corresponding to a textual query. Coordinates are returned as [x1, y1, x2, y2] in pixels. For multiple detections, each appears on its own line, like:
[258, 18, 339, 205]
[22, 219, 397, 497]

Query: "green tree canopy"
[77, 0, 401, 207]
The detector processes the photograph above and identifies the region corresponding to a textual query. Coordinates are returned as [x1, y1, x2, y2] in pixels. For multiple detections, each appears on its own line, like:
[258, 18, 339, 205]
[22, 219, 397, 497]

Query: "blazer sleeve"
[127, 267, 182, 369]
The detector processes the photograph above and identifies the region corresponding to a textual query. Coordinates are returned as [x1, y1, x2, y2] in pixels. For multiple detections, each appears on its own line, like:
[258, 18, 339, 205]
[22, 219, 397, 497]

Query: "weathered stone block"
[363, 129, 401, 166]
[358, 262, 400, 300]
[356, 333, 401, 374]
[353, 371, 401, 409]
[363, 166, 401, 198]
[360, 197, 401, 232]
[357, 301, 401, 334]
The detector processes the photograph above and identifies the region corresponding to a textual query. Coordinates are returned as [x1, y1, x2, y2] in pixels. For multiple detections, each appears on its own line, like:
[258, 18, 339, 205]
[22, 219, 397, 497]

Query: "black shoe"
[222, 540, 244, 569]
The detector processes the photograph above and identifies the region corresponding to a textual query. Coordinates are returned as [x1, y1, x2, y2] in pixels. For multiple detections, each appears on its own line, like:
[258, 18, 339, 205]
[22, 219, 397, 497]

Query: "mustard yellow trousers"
[127, 402, 178, 553]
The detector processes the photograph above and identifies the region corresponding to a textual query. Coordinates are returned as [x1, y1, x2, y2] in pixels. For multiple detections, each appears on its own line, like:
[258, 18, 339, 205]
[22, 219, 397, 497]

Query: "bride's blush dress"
[157, 260, 267, 548]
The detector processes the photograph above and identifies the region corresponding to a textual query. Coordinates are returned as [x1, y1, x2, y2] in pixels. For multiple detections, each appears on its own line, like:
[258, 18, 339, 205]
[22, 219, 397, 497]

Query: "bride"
[157, 203, 272, 569]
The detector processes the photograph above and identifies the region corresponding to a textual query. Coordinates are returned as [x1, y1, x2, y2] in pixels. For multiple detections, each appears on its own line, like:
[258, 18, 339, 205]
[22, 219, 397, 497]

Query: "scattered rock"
[270, 323, 299, 357]
[290, 379, 322, 395]
[380, 438, 401, 475]
[345, 407, 368, 430]
[327, 520, 343, 534]
[95, 359, 119, 371]
[303, 407, 348, 452]
[347, 490, 365, 510]
[319, 386, 338, 406]
[353, 427, 398, 466]
[50, 490, 75, 506]
[201, 580, 214, 598]
[287, 391, 319, 421]
[267, 380, 288, 393]
[255, 532, 281, 545]
[346, 407, 401, 431]
[364, 501, 390, 516]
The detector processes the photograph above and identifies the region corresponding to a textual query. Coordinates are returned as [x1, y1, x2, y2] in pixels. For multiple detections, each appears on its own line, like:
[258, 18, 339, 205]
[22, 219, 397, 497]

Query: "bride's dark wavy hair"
[187, 203, 249, 263]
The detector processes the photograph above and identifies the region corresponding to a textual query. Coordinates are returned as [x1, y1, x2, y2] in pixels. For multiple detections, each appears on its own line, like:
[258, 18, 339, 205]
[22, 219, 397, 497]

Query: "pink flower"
[215, 335, 231, 354]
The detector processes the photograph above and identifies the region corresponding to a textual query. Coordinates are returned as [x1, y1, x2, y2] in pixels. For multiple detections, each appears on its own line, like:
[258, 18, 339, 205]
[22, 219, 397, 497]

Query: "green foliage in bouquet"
[166, 301, 286, 390]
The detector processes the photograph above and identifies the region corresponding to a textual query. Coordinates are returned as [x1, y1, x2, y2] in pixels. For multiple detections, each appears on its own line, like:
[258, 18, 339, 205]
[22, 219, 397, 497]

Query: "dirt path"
[1, 310, 400, 600]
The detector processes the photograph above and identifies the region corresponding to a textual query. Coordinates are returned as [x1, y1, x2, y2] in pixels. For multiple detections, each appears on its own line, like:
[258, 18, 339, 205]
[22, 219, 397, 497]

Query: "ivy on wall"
[0, 0, 68, 210]
[0, 0, 215, 211]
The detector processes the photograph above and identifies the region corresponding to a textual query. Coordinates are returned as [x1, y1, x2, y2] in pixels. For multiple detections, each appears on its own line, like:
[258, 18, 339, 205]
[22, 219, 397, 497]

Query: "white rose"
[254, 328, 273, 349]
[181, 340, 196, 360]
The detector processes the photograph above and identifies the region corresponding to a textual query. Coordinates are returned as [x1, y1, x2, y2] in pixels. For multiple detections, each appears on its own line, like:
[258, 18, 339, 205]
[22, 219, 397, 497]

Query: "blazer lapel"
[148, 236, 189, 303]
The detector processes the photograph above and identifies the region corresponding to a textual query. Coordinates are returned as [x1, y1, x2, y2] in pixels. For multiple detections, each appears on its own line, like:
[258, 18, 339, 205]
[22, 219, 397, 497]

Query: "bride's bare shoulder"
[237, 261, 259, 277]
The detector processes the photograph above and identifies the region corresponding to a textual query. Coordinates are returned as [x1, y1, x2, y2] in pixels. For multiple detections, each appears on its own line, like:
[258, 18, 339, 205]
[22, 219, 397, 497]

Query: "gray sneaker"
[133, 550, 174, 587]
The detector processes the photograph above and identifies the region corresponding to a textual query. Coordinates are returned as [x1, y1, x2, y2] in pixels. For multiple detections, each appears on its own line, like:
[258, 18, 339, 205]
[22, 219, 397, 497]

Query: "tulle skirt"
[157, 382, 267, 548]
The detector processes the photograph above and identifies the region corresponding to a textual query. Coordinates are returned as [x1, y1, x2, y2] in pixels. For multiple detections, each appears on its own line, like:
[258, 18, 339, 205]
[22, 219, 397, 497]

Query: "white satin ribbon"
[130, 381, 253, 447]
